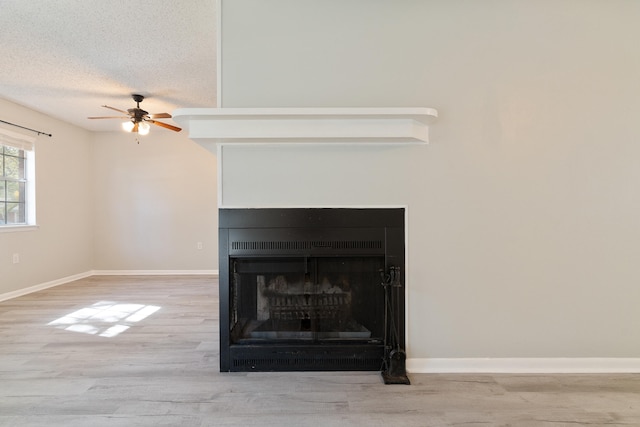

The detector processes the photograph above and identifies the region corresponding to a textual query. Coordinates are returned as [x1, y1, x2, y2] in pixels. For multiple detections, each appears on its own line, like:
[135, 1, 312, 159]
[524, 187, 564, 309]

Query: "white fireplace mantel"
[172, 107, 438, 152]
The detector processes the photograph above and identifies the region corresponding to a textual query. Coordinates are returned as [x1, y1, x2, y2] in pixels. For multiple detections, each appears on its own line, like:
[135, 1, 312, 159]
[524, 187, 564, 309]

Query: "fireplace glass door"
[230, 256, 385, 346]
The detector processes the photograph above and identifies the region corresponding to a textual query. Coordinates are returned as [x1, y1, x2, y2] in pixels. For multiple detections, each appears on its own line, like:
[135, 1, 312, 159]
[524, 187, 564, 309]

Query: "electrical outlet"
[12, 253, 20, 264]
[197, 242, 203, 250]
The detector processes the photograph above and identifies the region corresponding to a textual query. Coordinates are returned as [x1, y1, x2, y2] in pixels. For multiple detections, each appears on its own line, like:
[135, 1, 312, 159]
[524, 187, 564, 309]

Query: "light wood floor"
[1, 275, 639, 426]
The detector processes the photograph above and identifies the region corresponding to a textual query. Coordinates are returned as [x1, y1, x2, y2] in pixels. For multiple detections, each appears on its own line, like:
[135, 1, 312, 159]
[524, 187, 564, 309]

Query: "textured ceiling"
[0, 0, 217, 132]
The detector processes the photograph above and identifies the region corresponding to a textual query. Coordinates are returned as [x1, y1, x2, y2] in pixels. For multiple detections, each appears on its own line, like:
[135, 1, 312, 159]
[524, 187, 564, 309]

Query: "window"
[0, 127, 36, 228]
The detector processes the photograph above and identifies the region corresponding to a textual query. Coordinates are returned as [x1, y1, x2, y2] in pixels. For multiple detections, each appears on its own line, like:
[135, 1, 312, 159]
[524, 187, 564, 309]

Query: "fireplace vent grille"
[232, 356, 381, 371]
[231, 240, 383, 251]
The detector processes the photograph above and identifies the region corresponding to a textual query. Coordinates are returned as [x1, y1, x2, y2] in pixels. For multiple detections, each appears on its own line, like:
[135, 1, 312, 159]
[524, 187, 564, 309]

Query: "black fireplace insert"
[218, 208, 407, 382]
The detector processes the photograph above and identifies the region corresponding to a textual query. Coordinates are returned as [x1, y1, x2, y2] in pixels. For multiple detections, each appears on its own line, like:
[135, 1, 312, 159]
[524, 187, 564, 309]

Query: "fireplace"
[219, 208, 409, 383]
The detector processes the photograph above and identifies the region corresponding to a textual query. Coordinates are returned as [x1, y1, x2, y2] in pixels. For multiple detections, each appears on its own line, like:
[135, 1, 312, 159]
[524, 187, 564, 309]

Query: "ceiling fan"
[88, 94, 181, 134]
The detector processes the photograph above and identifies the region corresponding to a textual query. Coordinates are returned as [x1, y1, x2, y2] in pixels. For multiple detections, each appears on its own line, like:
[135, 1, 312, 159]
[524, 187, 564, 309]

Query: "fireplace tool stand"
[380, 266, 410, 385]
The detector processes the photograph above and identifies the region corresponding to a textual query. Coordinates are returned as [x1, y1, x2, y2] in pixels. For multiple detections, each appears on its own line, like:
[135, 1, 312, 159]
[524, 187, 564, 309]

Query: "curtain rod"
[0, 119, 52, 137]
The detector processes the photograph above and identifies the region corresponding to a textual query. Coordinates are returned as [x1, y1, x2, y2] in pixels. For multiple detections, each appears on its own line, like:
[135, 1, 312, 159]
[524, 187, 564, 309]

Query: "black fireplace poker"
[380, 267, 410, 385]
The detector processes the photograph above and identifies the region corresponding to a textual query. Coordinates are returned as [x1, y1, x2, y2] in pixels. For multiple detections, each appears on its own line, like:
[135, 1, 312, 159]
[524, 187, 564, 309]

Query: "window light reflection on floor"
[47, 301, 161, 337]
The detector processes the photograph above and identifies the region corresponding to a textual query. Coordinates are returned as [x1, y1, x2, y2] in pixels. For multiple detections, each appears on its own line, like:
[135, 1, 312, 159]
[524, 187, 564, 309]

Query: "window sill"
[0, 225, 39, 233]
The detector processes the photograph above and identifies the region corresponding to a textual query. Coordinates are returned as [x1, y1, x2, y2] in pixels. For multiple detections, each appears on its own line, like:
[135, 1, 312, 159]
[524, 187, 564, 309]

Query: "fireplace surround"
[172, 107, 437, 383]
[218, 208, 408, 382]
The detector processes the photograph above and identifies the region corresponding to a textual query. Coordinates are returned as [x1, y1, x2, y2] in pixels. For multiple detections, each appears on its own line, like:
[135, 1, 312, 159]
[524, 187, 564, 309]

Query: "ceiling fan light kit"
[138, 121, 150, 135]
[122, 121, 135, 132]
[88, 94, 182, 135]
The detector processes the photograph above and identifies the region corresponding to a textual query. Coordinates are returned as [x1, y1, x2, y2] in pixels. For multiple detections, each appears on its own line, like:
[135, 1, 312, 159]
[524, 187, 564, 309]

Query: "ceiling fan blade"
[88, 116, 129, 119]
[148, 120, 182, 132]
[101, 105, 129, 114]
[149, 113, 172, 119]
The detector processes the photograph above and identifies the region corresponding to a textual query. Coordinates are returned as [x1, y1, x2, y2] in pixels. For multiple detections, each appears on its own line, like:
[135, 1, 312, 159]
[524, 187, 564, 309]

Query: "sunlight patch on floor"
[47, 301, 161, 337]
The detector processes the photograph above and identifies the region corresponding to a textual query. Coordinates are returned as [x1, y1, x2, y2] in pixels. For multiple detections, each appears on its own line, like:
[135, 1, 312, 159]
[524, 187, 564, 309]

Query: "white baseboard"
[407, 358, 640, 374]
[91, 270, 219, 276]
[0, 270, 219, 302]
[0, 271, 93, 303]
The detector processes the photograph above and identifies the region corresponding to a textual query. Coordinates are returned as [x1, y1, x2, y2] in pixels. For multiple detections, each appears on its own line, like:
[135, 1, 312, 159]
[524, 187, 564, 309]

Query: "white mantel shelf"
[172, 107, 437, 151]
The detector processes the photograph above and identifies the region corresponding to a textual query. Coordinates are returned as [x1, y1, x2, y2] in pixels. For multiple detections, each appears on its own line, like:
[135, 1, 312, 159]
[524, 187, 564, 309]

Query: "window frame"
[0, 127, 37, 232]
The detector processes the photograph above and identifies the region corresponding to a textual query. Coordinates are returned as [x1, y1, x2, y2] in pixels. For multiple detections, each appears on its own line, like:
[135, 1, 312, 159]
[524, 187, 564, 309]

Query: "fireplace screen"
[230, 256, 384, 345]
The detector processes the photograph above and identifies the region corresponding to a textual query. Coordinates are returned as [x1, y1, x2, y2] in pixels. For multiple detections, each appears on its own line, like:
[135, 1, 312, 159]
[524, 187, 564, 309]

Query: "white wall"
[1, 97, 219, 298]
[219, 1, 640, 359]
[0, 98, 94, 294]
[92, 131, 218, 271]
